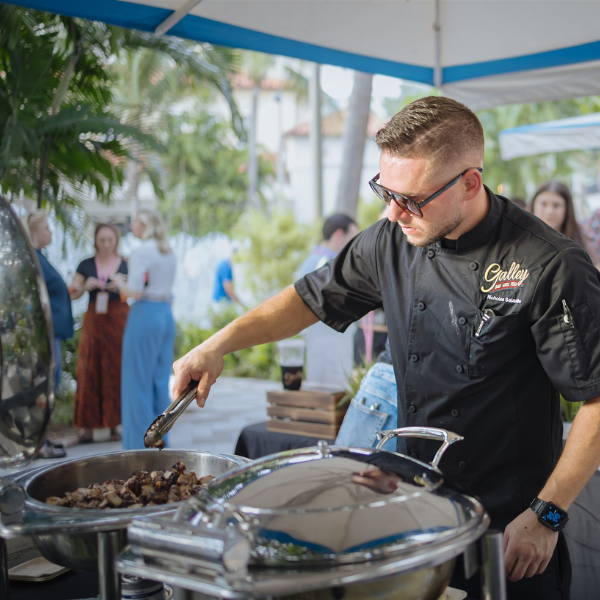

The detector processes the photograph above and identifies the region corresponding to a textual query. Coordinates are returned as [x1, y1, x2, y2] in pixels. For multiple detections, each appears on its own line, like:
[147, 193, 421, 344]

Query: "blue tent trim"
[6, 0, 600, 86]
[501, 116, 600, 135]
[444, 39, 600, 84]
[4, 0, 433, 84]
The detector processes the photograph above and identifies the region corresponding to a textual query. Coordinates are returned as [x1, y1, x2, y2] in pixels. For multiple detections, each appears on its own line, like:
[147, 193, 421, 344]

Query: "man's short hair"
[322, 213, 357, 241]
[375, 96, 484, 170]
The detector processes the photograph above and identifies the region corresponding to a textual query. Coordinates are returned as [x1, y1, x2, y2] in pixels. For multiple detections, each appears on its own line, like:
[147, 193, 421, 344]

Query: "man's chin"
[403, 230, 435, 248]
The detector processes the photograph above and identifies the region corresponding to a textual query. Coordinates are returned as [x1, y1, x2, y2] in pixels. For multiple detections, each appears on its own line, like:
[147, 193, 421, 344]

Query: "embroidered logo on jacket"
[481, 262, 530, 293]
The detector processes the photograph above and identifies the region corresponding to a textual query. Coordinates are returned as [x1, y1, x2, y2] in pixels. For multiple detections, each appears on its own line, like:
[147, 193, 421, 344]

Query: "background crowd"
[23, 210, 176, 456]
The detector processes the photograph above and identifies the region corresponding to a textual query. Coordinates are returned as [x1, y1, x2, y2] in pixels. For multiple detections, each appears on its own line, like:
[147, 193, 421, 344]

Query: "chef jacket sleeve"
[530, 245, 600, 402]
[294, 222, 384, 333]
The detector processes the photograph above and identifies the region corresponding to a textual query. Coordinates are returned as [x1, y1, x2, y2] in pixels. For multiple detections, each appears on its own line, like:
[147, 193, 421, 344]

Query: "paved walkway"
[1, 377, 279, 477]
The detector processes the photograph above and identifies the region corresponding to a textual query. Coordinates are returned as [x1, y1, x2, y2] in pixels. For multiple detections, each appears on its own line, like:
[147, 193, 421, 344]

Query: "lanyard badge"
[95, 256, 118, 315]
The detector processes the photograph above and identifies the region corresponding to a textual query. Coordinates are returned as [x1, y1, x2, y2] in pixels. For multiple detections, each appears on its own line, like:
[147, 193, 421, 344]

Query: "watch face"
[540, 503, 567, 530]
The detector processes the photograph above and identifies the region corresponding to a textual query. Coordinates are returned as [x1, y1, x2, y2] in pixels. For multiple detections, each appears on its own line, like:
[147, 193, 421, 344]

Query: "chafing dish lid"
[188, 443, 486, 566]
[0, 196, 53, 468]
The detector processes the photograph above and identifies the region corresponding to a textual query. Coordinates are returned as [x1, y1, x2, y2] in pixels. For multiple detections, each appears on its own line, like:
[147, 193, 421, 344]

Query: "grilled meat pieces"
[45, 461, 214, 509]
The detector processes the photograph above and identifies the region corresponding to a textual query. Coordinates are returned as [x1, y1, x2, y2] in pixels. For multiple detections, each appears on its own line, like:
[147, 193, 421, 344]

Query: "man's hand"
[503, 508, 558, 581]
[172, 341, 225, 407]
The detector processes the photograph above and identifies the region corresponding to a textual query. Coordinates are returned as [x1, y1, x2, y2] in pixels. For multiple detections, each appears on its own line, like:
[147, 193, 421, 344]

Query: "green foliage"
[560, 396, 583, 423]
[175, 305, 279, 381]
[357, 195, 384, 231]
[231, 209, 316, 303]
[51, 324, 82, 426]
[61, 324, 82, 380]
[338, 360, 376, 408]
[52, 373, 76, 426]
[161, 113, 269, 237]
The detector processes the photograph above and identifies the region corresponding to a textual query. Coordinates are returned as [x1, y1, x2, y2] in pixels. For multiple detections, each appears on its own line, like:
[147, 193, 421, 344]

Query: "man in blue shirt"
[212, 256, 243, 305]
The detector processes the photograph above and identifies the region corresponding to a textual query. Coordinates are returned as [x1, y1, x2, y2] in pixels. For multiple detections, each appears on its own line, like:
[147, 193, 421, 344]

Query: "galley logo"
[481, 261, 530, 294]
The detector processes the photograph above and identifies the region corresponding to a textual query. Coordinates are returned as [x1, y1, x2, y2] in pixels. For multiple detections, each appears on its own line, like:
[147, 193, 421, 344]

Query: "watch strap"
[530, 497, 545, 515]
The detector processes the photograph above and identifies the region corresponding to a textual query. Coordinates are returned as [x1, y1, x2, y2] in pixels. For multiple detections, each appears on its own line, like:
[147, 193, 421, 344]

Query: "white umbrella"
[6, 0, 600, 109]
[499, 113, 600, 160]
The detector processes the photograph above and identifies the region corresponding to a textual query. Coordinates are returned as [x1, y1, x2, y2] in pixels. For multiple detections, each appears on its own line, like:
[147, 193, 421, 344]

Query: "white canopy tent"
[6, 0, 600, 110]
[499, 113, 600, 160]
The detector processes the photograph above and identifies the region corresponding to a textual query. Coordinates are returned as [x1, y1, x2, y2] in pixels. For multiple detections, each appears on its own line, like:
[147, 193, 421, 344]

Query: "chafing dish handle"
[375, 426, 464, 469]
[0, 479, 26, 516]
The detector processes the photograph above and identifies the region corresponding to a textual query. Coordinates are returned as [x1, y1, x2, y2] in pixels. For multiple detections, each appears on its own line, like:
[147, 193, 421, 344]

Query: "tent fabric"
[499, 113, 600, 160]
[6, 0, 600, 109]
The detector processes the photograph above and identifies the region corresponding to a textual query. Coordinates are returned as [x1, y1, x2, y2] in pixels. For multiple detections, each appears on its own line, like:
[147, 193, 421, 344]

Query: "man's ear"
[463, 168, 483, 201]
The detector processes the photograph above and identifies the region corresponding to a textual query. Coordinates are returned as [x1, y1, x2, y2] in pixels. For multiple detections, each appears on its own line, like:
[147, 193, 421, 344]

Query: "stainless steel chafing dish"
[118, 429, 507, 600]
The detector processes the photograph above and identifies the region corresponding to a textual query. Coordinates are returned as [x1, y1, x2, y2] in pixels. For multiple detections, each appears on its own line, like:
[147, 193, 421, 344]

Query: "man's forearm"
[208, 286, 318, 356]
[537, 394, 600, 508]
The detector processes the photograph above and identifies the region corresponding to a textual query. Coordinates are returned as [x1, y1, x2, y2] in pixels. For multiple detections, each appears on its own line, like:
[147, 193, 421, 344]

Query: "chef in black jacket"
[173, 97, 600, 600]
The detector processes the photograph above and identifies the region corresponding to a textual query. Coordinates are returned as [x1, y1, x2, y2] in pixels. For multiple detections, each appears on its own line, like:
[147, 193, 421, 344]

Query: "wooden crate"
[266, 388, 347, 438]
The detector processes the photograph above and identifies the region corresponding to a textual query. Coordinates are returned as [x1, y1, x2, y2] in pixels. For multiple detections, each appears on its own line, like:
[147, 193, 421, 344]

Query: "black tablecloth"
[9, 569, 98, 600]
[234, 421, 336, 460]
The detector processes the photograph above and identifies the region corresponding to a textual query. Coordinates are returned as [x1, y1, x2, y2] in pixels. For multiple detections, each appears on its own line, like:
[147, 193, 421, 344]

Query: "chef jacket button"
[451, 409, 460, 417]
[408, 404, 417, 414]
[456, 365, 464, 373]
[427, 249, 436, 259]
[411, 452, 419, 459]
[411, 354, 419, 362]
[417, 301, 426, 311]
[459, 461, 467, 469]
[458, 316, 467, 325]
[469, 262, 478, 271]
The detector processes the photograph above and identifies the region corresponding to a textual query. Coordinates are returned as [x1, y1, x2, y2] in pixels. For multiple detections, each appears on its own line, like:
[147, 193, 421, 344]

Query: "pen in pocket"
[475, 308, 495, 338]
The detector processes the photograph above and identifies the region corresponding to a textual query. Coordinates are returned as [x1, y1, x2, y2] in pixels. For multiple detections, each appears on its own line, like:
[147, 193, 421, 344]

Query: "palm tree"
[243, 52, 275, 207]
[110, 40, 243, 217]
[0, 6, 156, 218]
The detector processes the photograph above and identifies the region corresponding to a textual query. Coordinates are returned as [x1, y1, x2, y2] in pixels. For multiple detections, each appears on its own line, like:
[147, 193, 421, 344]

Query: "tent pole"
[433, 0, 442, 89]
[155, 0, 203, 36]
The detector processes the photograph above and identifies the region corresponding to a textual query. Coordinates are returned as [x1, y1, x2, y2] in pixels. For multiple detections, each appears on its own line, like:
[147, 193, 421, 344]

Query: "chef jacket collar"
[436, 186, 503, 253]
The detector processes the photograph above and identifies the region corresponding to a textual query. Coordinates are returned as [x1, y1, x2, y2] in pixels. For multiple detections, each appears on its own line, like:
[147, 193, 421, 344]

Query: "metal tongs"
[144, 380, 199, 449]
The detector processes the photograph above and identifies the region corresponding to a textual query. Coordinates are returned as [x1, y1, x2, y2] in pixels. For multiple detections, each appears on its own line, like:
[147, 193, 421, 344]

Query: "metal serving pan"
[4, 449, 250, 571]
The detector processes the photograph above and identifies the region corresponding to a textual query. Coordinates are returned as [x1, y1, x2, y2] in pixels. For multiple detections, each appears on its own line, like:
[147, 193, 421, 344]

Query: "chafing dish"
[119, 428, 506, 599]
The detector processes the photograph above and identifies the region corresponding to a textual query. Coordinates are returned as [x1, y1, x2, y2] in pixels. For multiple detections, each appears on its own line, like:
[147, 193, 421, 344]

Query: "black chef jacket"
[295, 188, 600, 529]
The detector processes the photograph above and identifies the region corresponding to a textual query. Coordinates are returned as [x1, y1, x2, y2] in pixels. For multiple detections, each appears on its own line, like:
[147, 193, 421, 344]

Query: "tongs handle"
[160, 379, 200, 432]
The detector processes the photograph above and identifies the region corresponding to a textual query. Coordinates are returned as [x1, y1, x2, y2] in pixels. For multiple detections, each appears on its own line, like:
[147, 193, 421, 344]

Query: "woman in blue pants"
[118, 211, 177, 450]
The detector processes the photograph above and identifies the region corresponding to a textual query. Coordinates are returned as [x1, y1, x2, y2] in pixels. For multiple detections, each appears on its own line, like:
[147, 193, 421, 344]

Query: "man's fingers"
[171, 366, 192, 399]
[196, 372, 212, 408]
[507, 558, 529, 582]
[504, 549, 518, 580]
[537, 556, 552, 576]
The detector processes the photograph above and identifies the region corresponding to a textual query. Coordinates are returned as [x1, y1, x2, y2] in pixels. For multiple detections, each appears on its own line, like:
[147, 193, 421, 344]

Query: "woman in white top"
[118, 210, 177, 449]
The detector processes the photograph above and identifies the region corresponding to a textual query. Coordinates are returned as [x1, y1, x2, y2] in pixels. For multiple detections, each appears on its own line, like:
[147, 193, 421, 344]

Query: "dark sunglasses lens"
[406, 200, 422, 217]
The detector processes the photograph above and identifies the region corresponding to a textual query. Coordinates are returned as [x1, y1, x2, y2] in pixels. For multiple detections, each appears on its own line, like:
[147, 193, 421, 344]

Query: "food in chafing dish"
[45, 460, 214, 509]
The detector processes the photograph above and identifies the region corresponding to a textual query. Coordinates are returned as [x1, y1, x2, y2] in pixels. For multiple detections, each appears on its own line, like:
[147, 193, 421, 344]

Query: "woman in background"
[71, 223, 128, 443]
[118, 210, 177, 450]
[530, 181, 596, 261]
[24, 210, 73, 458]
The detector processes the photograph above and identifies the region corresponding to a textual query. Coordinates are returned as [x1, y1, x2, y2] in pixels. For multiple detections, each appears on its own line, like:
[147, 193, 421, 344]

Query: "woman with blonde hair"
[71, 223, 129, 443]
[118, 210, 177, 449]
[23, 210, 73, 458]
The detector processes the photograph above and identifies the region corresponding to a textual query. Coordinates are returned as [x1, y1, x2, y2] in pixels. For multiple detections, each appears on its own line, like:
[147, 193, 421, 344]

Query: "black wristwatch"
[529, 497, 569, 532]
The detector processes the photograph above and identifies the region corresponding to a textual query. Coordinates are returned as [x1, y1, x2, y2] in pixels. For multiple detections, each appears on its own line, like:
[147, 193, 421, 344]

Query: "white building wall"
[286, 135, 381, 223]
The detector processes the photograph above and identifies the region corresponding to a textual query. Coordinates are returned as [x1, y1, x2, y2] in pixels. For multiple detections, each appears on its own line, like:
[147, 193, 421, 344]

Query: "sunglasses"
[369, 167, 483, 218]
